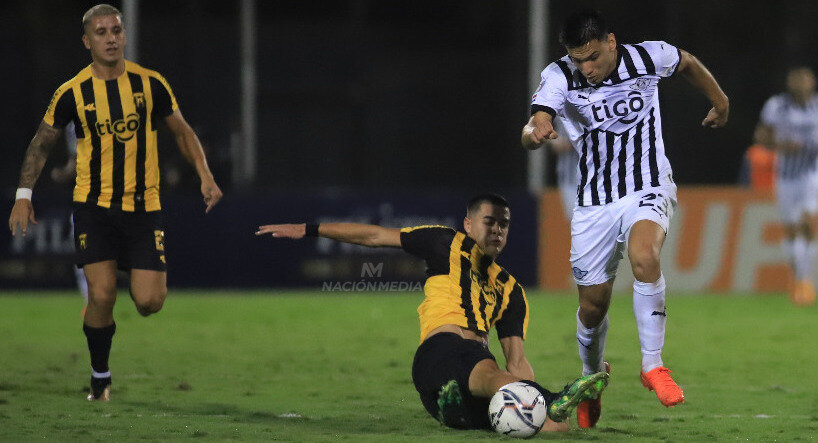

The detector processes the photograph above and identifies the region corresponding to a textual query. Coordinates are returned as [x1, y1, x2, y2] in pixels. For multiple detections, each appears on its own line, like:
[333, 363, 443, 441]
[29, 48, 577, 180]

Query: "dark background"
[3, 0, 818, 194]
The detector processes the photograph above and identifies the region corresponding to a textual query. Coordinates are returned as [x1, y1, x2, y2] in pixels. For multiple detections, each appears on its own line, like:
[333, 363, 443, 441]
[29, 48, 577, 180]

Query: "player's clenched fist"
[521, 112, 558, 150]
[256, 223, 306, 239]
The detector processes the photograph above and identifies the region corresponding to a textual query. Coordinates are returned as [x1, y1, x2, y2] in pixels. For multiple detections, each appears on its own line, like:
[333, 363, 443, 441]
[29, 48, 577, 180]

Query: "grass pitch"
[1, 290, 817, 441]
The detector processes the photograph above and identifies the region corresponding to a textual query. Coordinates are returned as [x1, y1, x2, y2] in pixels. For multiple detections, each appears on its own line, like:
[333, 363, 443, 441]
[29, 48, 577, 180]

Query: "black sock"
[83, 322, 116, 375]
[519, 379, 559, 405]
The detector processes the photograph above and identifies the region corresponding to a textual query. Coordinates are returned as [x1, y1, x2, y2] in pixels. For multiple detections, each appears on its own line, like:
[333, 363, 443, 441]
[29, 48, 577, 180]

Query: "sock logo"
[651, 309, 666, 317]
[576, 337, 592, 350]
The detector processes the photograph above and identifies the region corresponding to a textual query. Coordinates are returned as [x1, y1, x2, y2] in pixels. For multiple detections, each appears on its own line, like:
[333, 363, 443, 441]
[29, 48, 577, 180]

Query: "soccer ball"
[488, 382, 547, 438]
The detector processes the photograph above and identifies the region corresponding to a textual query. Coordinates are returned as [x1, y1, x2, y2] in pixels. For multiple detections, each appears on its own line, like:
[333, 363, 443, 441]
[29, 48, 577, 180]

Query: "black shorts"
[72, 202, 167, 272]
[411, 332, 496, 430]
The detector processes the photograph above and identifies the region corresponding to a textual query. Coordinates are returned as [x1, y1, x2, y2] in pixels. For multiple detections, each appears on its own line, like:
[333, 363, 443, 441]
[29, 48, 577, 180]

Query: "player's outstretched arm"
[521, 111, 559, 150]
[8, 121, 63, 236]
[164, 111, 223, 213]
[676, 49, 729, 128]
[256, 223, 402, 248]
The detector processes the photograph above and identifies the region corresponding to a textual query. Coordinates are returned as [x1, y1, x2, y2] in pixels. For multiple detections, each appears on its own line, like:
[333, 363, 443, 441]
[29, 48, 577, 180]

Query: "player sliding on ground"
[257, 194, 609, 433]
[522, 10, 729, 427]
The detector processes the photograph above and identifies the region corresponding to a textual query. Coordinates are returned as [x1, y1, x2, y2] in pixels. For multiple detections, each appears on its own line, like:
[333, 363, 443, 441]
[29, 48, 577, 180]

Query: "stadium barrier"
[539, 187, 790, 293]
[0, 190, 538, 289]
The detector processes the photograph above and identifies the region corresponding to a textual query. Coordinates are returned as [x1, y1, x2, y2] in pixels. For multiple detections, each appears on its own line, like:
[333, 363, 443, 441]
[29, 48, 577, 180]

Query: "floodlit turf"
[1, 290, 817, 441]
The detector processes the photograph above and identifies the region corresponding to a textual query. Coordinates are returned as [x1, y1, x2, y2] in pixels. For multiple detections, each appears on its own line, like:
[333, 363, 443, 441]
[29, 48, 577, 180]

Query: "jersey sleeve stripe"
[620, 46, 639, 78]
[400, 224, 451, 233]
[531, 104, 556, 117]
[669, 48, 682, 76]
[632, 44, 656, 75]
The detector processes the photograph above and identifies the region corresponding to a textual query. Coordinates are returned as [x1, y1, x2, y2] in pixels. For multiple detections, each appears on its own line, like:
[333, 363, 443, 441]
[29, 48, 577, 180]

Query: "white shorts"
[570, 184, 677, 286]
[777, 175, 818, 224]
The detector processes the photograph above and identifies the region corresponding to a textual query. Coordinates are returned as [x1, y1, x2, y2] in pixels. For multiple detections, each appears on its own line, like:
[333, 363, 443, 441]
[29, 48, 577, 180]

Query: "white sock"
[576, 311, 608, 376]
[794, 237, 815, 280]
[633, 274, 666, 372]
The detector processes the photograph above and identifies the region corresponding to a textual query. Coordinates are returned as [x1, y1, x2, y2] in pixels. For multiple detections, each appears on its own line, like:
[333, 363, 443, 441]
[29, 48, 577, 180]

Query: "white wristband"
[15, 188, 32, 201]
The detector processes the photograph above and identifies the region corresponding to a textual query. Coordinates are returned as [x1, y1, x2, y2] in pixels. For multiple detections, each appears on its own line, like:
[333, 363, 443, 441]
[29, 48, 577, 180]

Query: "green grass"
[1, 290, 817, 441]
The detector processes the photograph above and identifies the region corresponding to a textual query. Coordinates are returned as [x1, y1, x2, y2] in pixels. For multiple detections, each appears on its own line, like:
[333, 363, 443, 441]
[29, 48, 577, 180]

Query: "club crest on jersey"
[133, 92, 146, 109]
[469, 269, 503, 304]
[630, 78, 651, 91]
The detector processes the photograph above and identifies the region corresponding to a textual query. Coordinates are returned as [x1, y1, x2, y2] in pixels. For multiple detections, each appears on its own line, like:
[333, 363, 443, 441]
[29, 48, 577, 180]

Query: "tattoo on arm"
[18, 122, 62, 189]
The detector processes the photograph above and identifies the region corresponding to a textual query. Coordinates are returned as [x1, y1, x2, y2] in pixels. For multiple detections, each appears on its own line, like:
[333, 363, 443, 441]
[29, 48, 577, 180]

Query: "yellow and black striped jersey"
[400, 225, 529, 343]
[43, 60, 179, 212]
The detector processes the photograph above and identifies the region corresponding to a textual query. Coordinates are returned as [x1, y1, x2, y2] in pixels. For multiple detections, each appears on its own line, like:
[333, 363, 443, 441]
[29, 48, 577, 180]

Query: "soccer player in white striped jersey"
[521, 10, 728, 426]
[756, 67, 818, 306]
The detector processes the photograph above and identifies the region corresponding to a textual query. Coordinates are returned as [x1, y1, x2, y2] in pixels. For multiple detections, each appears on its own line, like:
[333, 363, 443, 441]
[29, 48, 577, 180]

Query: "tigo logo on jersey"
[95, 113, 141, 142]
[591, 91, 644, 124]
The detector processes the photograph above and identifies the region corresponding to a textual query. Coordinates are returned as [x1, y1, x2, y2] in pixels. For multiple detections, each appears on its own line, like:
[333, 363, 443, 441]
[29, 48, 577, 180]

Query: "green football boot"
[547, 371, 610, 422]
[436, 379, 470, 429]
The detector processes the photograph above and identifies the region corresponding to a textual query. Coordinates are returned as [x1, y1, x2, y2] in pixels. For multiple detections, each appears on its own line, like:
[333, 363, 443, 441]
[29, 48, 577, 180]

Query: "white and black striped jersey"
[760, 93, 818, 180]
[531, 41, 681, 207]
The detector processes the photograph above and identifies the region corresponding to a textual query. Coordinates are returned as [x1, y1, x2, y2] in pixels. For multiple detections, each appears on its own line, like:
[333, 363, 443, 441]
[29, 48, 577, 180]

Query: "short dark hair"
[82, 4, 122, 34]
[559, 9, 609, 49]
[466, 193, 509, 216]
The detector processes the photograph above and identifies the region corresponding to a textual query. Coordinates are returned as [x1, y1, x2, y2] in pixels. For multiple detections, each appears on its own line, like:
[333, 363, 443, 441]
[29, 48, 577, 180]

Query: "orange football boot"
[640, 366, 684, 407]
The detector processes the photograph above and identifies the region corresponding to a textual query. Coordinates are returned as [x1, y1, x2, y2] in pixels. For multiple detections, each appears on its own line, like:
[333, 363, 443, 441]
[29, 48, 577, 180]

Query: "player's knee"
[134, 289, 166, 317]
[630, 247, 661, 282]
[578, 298, 606, 325]
[87, 283, 116, 310]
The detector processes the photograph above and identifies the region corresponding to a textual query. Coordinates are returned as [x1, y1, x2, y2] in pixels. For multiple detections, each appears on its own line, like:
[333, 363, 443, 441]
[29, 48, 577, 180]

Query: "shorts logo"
[78, 233, 87, 250]
[154, 230, 165, 252]
[572, 266, 589, 280]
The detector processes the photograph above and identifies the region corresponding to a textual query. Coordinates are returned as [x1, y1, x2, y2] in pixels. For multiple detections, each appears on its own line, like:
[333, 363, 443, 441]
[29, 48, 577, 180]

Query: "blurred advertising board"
[539, 187, 790, 293]
[0, 190, 537, 289]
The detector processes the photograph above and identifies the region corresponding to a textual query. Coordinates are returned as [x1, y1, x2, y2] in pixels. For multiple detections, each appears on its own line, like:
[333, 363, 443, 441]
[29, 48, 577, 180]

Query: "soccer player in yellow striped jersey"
[8, 4, 223, 402]
[256, 194, 609, 432]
